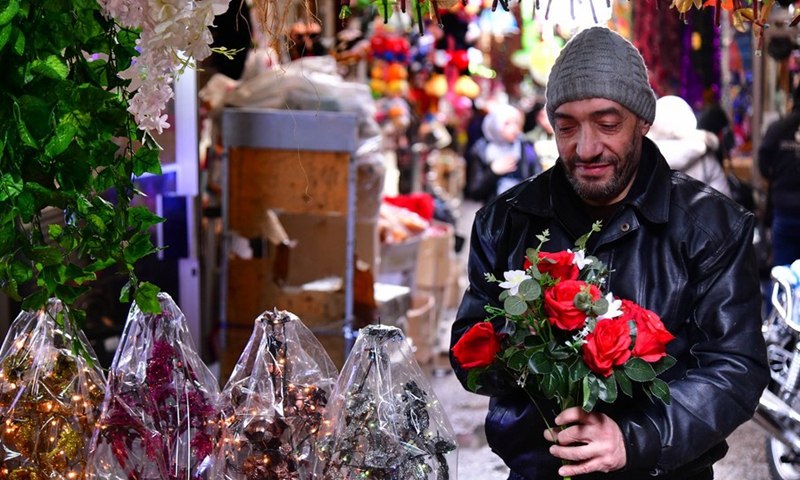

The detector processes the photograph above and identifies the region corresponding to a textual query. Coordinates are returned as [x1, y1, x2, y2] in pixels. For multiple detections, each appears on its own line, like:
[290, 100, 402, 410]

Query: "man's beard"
[564, 137, 641, 204]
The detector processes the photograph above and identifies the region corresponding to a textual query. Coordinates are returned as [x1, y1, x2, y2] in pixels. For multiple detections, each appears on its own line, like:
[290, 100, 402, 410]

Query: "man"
[758, 82, 800, 267]
[450, 26, 768, 479]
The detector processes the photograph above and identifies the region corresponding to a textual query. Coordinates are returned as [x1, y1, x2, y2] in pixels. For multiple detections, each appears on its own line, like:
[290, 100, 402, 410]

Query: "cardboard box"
[377, 235, 422, 292]
[415, 221, 455, 289]
[404, 292, 436, 365]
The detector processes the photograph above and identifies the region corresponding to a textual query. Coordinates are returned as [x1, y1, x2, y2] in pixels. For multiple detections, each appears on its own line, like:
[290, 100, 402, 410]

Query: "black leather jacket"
[450, 138, 769, 479]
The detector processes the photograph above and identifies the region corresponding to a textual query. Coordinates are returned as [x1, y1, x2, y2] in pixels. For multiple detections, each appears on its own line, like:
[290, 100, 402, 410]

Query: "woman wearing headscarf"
[465, 103, 542, 204]
[647, 95, 731, 197]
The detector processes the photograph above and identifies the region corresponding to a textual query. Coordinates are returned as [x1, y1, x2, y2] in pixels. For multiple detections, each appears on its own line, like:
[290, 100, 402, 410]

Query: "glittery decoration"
[215, 309, 338, 480]
[0, 298, 106, 480]
[84, 292, 220, 480]
[316, 325, 458, 479]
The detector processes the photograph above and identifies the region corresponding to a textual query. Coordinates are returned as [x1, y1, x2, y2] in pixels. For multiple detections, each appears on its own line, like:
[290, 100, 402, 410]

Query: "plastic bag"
[85, 292, 220, 480]
[215, 309, 338, 479]
[316, 324, 458, 479]
[0, 298, 106, 478]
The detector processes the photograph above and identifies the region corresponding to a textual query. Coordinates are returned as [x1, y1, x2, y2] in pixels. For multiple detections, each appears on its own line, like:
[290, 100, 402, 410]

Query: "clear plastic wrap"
[215, 309, 338, 480]
[85, 292, 220, 480]
[0, 298, 106, 479]
[316, 324, 458, 480]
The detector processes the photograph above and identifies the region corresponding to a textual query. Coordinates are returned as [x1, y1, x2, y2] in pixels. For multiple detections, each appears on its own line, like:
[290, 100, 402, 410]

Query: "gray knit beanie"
[545, 27, 656, 126]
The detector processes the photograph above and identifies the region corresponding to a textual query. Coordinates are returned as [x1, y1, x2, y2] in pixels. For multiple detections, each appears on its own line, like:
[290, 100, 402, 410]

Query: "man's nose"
[576, 128, 603, 160]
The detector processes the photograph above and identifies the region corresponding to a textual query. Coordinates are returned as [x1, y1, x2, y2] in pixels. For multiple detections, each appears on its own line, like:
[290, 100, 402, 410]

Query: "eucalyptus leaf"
[518, 278, 541, 301]
[504, 295, 528, 316]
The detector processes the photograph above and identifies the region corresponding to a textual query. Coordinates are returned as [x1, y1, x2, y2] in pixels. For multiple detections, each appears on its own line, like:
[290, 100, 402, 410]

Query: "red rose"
[544, 280, 601, 331]
[452, 322, 503, 369]
[583, 318, 632, 377]
[538, 251, 579, 282]
[621, 299, 675, 362]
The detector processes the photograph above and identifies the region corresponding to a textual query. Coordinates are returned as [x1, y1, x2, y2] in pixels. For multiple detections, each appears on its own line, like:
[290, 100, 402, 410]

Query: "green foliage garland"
[0, 0, 164, 332]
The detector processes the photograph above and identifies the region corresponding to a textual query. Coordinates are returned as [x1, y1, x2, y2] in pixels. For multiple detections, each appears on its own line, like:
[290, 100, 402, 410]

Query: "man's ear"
[640, 121, 651, 137]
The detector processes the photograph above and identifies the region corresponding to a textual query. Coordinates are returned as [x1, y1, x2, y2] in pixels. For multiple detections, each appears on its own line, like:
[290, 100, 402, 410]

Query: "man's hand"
[543, 407, 627, 477]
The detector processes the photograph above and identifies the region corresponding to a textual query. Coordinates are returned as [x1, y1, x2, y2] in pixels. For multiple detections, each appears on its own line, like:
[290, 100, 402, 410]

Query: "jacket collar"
[506, 137, 672, 226]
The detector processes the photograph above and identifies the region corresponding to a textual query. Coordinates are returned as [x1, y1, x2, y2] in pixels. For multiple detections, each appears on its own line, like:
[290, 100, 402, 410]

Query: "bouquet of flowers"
[452, 223, 676, 413]
[85, 292, 220, 480]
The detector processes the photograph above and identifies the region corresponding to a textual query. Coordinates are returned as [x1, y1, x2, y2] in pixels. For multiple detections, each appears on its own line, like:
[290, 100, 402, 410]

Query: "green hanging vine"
[0, 0, 164, 330]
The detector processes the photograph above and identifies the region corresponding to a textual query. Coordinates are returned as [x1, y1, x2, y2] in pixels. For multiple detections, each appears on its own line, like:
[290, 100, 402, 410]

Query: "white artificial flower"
[498, 270, 531, 296]
[597, 293, 623, 320]
[100, 0, 231, 134]
[572, 249, 593, 270]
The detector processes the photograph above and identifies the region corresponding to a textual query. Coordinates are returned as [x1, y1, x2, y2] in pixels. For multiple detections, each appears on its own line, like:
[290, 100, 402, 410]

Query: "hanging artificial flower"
[99, 0, 232, 134]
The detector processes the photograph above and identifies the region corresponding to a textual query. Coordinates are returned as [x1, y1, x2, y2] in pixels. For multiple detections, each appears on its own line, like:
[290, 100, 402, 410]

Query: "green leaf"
[133, 281, 161, 314]
[12, 27, 24, 55]
[28, 245, 62, 266]
[498, 289, 509, 301]
[652, 354, 677, 375]
[599, 373, 618, 404]
[13, 102, 38, 149]
[0, 172, 23, 201]
[591, 296, 609, 316]
[20, 289, 48, 312]
[541, 371, 558, 399]
[55, 284, 90, 304]
[0, 0, 19, 25]
[30, 55, 69, 80]
[504, 295, 527, 316]
[9, 259, 31, 284]
[123, 231, 156, 264]
[132, 147, 162, 177]
[615, 369, 633, 397]
[518, 278, 541, 301]
[507, 350, 528, 371]
[569, 358, 591, 382]
[0, 224, 16, 253]
[1, 276, 20, 301]
[44, 121, 77, 157]
[64, 263, 96, 285]
[648, 378, 671, 405]
[467, 368, 483, 392]
[128, 206, 165, 229]
[528, 350, 553, 374]
[624, 357, 657, 382]
[0, 22, 12, 51]
[119, 280, 132, 303]
[582, 375, 600, 411]
[48, 223, 63, 240]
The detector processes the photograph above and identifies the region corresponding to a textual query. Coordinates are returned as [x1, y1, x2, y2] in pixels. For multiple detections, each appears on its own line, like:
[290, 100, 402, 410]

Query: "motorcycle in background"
[755, 260, 800, 480]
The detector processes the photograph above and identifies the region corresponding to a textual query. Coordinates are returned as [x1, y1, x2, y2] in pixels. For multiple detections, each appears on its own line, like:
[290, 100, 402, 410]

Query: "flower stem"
[520, 389, 572, 480]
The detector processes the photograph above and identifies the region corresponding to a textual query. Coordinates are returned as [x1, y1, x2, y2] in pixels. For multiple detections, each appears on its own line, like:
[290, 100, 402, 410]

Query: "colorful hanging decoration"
[214, 309, 338, 480]
[85, 292, 220, 480]
[315, 324, 458, 479]
[0, 299, 106, 479]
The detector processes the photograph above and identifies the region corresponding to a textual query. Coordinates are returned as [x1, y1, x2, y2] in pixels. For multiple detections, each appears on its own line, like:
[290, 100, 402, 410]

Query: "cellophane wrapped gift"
[85, 292, 220, 480]
[316, 324, 458, 480]
[215, 309, 338, 480]
[0, 298, 106, 479]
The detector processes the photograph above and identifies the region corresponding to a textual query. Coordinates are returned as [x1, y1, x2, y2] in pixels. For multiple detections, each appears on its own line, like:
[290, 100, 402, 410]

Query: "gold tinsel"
[0, 299, 106, 480]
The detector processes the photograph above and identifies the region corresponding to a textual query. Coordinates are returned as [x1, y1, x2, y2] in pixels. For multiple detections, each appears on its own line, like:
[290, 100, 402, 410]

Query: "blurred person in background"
[465, 103, 541, 204]
[647, 95, 731, 197]
[758, 83, 800, 266]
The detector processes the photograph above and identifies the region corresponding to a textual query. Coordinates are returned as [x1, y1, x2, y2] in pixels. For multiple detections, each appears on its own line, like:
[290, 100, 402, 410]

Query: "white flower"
[498, 270, 531, 296]
[597, 293, 623, 320]
[572, 249, 593, 270]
